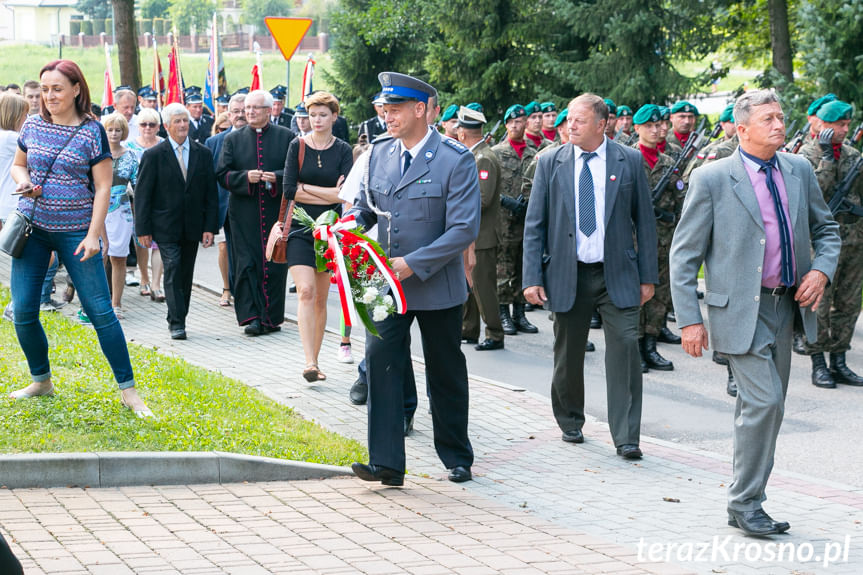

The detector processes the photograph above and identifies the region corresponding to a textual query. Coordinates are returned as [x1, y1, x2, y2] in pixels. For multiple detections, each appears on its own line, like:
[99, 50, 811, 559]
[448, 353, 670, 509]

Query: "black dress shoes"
[585, 340, 595, 352]
[712, 350, 729, 366]
[262, 324, 281, 334]
[244, 319, 263, 336]
[561, 429, 584, 443]
[792, 331, 807, 355]
[170, 328, 187, 340]
[404, 415, 414, 436]
[475, 338, 504, 351]
[727, 508, 789, 535]
[461, 336, 479, 344]
[590, 310, 602, 329]
[726, 365, 737, 397]
[448, 466, 472, 483]
[616, 444, 643, 459]
[657, 326, 681, 344]
[349, 378, 367, 405]
[351, 463, 404, 486]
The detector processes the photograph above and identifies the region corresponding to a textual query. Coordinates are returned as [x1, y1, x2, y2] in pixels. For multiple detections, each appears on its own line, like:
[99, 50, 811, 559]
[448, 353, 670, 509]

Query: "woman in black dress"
[283, 91, 353, 382]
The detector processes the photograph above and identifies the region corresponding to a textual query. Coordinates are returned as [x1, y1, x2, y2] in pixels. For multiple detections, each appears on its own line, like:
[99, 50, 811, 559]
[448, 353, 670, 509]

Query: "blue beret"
[504, 105, 526, 123]
[553, 109, 568, 128]
[632, 104, 662, 125]
[817, 100, 853, 123]
[378, 71, 434, 104]
[670, 101, 699, 115]
[441, 104, 459, 122]
[718, 103, 735, 123]
[807, 93, 837, 117]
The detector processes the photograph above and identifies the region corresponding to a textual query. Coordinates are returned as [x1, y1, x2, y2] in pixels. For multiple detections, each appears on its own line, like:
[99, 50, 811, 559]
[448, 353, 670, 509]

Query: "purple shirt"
[740, 153, 796, 289]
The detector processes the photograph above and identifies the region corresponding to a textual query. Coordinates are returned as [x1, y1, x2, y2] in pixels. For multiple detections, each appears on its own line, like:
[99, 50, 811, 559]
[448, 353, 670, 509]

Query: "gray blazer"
[670, 149, 841, 354]
[522, 139, 658, 312]
[350, 130, 481, 311]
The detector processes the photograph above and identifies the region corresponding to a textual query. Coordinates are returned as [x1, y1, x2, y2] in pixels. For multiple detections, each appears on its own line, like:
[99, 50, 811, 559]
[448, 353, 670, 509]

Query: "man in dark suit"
[671, 90, 840, 535]
[269, 85, 293, 128]
[136, 103, 220, 340]
[523, 93, 658, 459]
[349, 72, 480, 486]
[186, 87, 214, 144]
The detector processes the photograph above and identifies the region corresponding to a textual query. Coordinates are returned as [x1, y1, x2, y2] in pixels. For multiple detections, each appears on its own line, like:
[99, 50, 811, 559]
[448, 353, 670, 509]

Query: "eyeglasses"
[139, 122, 157, 128]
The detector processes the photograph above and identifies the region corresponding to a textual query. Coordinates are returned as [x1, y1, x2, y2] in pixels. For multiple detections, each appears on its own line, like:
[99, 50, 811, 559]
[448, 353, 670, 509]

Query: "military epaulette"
[441, 137, 469, 154]
[370, 133, 394, 145]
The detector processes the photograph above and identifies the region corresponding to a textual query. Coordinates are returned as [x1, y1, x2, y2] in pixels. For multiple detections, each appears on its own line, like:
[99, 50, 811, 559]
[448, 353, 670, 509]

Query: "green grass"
[673, 58, 760, 94]
[0, 288, 365, 464]
[0, 44, 332, 109]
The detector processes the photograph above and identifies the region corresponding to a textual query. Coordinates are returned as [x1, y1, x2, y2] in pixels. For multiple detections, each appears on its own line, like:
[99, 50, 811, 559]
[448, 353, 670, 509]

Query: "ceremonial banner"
[301, 55, 315, 102]
[166, 37, 184, 106]
[101, 43, 114, 108]
[204, 13, 226, 113]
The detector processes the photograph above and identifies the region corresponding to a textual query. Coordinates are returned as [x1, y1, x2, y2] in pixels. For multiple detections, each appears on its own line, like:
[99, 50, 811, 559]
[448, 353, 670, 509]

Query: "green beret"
[504, 104, 527, 123]
[617, 105, 632, 117]
[718, 103, 735, 123]
[670, 101, 699, 115]
[604, 98, 617, 115]
[817, 100, 853, 123]
[807, 93, 837, 116]
[466, 102, 483, 113]
[632, 104, 662, 125]
[540, 101, 556, 113]
[553, 109, 568, 128]
[524, 101, 541, 116]
[658, 106, 670, 120]
[441, 104, 459, 122]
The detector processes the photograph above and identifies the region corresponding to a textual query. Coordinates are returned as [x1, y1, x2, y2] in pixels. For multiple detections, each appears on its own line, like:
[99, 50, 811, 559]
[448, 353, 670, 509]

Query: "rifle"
[708, 122, 723, 142]
[827, 156, 863, 217]
[785, 119, 798, 139]
[651, 127, 706, 222]
[484, 119, 502, 145]
[847, 121, 863, 149]
[783, 121, 810, 154]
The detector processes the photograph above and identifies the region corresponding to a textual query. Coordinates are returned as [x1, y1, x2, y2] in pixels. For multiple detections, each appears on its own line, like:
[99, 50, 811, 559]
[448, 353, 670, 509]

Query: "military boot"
[499, 305, 517, 336]
[512, 303, 538, 334]
[810, 353, 836, 389]
[658, 322, 681, 344]
[829, 352, 863, 386]
[643, 335, 674, 371]
[638, 338, 649, 373]
[726, 364, 737, 397]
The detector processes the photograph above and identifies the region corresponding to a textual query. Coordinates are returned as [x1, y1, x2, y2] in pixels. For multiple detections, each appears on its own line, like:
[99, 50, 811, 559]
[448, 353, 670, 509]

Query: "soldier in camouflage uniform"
[656, 106, 681, 158]
[685, 103, 738, 179]
[631, 105, 686, 372]
[666, 101, 699, 170]
[492, 105, 538, 334]
[440, 104, 459, 139]
[615, 105, 634, 145]
[603, 98, 618, 142]
[798, 100, 863, 389]
[540, 102, 561, 144]
[523, 101, 554, 152]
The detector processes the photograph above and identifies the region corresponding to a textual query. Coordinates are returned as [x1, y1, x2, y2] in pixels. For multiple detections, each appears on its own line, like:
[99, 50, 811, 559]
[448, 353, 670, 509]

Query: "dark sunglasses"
[139, 122, 158, 128]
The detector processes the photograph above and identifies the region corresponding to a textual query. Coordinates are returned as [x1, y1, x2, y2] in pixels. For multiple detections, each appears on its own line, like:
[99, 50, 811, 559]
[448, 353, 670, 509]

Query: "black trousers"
[159, 241, 199, 330]
[0, 532, 23, 575]
[366, 305, 473, 472]
[551, 263, 643, 447]
[357, 359, 418, 419]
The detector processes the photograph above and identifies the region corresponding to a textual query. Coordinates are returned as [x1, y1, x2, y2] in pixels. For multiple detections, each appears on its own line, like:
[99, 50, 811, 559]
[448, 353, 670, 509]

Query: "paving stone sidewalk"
[1, 256, 862, 574]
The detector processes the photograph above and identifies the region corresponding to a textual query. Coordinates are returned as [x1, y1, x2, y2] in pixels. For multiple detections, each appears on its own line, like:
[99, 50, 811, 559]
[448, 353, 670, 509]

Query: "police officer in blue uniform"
[349, 72, 481, 486]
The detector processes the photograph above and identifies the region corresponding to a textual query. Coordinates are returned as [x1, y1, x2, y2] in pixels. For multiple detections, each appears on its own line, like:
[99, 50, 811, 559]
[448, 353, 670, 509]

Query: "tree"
[798, 0, 863, 105]
[768, 0, 793, 81]
[75, 0, 111, 20]
[168, 0, 215, 34]
[114, 0, 141, 90]
[242, 0, 293, 34]
[717, 0, 799, 81]
[141, 0, 171, 19]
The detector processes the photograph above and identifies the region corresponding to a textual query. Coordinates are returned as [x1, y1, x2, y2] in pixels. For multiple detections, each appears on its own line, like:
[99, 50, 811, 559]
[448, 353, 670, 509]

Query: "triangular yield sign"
[265, 17, 313, 61]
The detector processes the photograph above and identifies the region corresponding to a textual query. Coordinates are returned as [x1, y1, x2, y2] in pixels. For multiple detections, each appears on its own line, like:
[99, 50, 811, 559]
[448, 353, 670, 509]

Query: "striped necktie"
[578, 151, 597, 236]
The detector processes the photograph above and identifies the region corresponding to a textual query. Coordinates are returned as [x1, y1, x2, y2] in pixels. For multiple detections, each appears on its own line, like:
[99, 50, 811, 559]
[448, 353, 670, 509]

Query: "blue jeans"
[11, 227, 135, 389]
[40, 251, 60, 304]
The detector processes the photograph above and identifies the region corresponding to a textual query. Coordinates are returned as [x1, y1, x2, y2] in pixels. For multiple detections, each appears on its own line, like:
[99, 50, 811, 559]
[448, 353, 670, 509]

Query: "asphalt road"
[191, 235, 863, 489]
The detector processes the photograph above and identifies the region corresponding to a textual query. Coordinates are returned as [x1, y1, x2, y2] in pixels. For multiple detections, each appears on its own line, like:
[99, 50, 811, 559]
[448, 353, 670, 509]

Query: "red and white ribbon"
[313, 215, 407, 327]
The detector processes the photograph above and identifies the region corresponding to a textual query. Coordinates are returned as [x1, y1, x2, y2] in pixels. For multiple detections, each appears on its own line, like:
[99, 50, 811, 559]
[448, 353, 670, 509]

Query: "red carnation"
[323, 248, 335, 260]
[350, 246, 362, 259]
[325, 261, 337, 272]
[366, 267, 375, 276]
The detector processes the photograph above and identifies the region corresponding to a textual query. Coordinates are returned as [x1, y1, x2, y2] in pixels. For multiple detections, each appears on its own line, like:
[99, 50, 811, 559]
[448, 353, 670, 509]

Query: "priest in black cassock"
[216, 89, 297, 336]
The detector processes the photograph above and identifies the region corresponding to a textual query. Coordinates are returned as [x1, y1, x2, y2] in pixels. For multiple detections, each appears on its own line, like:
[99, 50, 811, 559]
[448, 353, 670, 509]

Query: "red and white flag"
[101, 43, 114, 108]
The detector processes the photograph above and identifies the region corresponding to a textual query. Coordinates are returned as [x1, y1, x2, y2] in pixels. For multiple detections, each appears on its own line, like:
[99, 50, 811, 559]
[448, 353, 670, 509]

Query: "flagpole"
[152, 35, 161, 110]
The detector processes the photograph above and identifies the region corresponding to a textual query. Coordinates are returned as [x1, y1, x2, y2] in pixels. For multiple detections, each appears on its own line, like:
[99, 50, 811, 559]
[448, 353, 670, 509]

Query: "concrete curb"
[0, 451, 353, 489]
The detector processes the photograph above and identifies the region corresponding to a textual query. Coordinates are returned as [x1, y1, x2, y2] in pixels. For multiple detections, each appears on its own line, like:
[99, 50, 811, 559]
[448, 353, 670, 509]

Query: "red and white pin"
[479, 170, 489, 180]
[610, 175, 617, 181]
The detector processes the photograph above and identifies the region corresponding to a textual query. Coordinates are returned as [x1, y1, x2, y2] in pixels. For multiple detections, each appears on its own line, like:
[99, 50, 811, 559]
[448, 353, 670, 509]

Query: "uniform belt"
[577, 261, 603, 269]
[760, 285, 791, 296]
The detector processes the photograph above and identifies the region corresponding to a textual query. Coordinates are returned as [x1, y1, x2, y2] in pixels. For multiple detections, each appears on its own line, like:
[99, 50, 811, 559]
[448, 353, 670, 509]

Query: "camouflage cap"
[632, 104, 662, 125]
[553, 108, 568, 128]
[616, 105, 632, 117]
[719, 103, 735, 123]
[817, 100, 853, 123]
[504, 104, 527, 123]
[807, 93, 837, 117]
[441, 104, 459, 122]
[670, 100, 699, 115]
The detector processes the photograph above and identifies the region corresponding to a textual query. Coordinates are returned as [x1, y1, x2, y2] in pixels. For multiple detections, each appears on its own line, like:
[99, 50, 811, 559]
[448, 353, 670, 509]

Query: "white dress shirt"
[399, 127, 434, 174]
[572, 137, 608, 263]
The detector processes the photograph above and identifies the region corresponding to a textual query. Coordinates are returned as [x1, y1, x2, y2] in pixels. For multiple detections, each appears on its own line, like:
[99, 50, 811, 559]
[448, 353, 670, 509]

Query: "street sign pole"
[265, 17, 313, 106]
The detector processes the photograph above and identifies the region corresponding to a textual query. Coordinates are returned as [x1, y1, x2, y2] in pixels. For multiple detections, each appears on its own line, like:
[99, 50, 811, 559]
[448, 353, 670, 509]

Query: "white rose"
[382, 295, 394, 307]
[362, 287, 377, 304]
[372, 305, 389, 322]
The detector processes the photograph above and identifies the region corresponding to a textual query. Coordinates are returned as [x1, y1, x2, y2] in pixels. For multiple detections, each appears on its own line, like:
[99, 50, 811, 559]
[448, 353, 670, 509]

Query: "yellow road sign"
[265, 17, 313, 61]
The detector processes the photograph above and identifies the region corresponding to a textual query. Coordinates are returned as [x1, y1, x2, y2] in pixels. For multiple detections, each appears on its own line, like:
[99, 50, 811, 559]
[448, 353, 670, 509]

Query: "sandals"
[140, 283, 151, 297]
[302, 364, 327, 382]
[154, 290, 166, 303]
[219, 288, 232, 307]
[120, 394, 156, 419]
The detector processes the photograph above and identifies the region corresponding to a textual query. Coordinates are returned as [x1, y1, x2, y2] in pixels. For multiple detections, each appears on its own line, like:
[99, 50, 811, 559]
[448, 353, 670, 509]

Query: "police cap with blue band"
[378, 71, 435, 104]
[137, 86, 157, 100]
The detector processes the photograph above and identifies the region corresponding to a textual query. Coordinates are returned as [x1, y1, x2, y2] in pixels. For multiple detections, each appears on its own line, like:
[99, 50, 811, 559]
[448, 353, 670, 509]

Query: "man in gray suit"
[523, 93, 658, 459]
[670, 90, 840, 536]
[349, 72, 480, 486]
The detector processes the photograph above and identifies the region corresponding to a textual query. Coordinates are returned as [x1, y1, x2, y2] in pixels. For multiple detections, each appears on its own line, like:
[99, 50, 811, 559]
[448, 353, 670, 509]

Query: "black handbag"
[0, 122, 87, 258]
